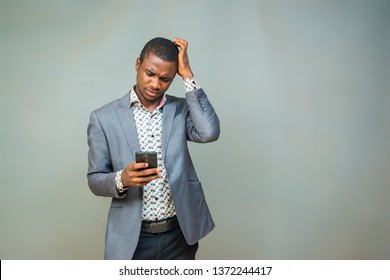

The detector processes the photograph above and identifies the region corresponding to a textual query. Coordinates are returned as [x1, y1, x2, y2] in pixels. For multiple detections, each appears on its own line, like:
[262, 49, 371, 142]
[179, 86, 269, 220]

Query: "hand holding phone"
[120, 152, 159, 188]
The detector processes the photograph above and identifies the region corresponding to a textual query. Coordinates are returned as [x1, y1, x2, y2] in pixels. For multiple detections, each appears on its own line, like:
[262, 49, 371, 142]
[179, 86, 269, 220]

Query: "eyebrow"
[145, 69, 173, 80]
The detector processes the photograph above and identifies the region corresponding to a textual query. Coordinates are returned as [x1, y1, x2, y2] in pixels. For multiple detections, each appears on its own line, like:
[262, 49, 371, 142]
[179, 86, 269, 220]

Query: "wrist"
[115, 170, 125, 193]
[180, 70, 194, 80]
[183, 77, 200, 92]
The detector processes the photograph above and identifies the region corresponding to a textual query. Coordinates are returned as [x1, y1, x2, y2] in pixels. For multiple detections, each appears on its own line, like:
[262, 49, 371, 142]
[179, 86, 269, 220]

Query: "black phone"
[135, 151, 158, 168]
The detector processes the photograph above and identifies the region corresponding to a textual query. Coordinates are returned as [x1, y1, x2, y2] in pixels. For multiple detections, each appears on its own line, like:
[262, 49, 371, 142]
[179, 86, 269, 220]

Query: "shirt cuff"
[183, 77, 201, 92]
[115, 170, 125, 193]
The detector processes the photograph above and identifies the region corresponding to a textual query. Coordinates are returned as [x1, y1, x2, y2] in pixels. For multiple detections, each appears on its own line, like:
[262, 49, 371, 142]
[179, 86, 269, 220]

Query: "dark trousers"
[132, 226, 198, 260]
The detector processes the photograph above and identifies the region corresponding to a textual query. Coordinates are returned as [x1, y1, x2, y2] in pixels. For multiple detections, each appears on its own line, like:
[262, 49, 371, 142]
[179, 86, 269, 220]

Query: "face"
[135, 54, 177, 110]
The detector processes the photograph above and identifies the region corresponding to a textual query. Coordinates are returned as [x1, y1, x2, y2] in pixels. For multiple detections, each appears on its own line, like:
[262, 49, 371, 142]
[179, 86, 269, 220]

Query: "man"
[87, 37, 220, 260]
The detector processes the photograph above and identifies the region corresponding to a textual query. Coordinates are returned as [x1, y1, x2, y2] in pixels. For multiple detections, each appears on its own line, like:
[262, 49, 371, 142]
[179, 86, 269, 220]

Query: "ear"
[135, 58, 141, 71]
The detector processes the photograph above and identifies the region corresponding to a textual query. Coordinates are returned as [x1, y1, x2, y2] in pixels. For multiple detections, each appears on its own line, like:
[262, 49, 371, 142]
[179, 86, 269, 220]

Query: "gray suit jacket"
[87, 88, 220, 259]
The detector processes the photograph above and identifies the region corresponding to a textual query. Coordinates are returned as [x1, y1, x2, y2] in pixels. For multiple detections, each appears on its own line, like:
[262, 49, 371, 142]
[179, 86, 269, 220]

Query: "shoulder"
[88, 93, 129, 128]
[92, 93, 129, 115]
[165, 94, 185, 102]
[165, 94, 189, 116]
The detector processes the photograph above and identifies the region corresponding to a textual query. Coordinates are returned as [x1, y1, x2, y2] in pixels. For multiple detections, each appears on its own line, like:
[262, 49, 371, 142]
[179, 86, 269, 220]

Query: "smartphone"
[135, 151, 158, 168]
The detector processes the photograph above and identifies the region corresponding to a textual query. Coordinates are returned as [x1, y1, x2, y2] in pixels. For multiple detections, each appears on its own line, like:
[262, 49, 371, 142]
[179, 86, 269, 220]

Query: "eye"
[145, 70, 154, 77]
[161, 78, 171, 83]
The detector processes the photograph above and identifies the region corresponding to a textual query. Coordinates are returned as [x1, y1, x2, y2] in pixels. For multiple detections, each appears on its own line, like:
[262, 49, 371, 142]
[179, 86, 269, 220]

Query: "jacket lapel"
[115, 93, 177, 158]
[115, 93, 140, 155]
[162, 95, 177, 157]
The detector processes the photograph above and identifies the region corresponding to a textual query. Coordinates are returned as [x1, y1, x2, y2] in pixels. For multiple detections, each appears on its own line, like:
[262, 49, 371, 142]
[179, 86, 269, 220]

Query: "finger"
[172, 38, 187, 49]
[139, 168, 160, 177]
[125, 162, 143, 171]
[176, 38, 188, 44]
[132, 172, 160, 185]
[132, 162, 149, 170]
[127, 167, 159, 180]
[172, 38, 185, 44]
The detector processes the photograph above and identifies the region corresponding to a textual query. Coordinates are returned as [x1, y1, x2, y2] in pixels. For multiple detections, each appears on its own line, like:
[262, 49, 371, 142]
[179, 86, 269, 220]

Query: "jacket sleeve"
[87, 110, 125, 198]
[185, 88, 220, 143]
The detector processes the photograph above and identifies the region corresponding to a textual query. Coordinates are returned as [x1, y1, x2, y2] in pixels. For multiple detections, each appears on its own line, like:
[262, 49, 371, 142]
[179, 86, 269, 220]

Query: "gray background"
[1, 0, 389, 259]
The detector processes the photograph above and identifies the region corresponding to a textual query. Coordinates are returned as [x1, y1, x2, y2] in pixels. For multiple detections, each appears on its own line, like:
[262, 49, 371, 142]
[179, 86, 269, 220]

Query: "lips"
[145, 89, 161, 97]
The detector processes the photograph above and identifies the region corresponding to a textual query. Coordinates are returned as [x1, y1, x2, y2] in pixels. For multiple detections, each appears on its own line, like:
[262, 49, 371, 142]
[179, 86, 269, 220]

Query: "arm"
[87, 111, 160, 197]
[87, 111, 123, 198]
[173, 38, 220, 143]
[185, 88, 220, 143]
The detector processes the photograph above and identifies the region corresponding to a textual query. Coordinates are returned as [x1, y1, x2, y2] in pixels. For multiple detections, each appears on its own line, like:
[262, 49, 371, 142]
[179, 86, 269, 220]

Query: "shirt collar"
[129, 87, 166, 110]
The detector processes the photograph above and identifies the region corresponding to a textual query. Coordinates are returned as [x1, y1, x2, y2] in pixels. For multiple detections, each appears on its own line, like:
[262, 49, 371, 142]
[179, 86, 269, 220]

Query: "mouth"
[145, 89, 161, 97]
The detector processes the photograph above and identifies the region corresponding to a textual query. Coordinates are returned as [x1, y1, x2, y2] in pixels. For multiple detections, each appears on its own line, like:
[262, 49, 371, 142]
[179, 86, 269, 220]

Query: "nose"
[150, 77, 160, 90]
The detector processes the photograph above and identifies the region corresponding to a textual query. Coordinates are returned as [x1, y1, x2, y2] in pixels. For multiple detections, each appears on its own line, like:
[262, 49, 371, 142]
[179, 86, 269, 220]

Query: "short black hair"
[139, 37, 179, 65]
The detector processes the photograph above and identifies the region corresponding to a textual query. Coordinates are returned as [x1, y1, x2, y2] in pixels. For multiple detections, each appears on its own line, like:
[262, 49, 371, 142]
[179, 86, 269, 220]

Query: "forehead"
[141, 54, 177, 77]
